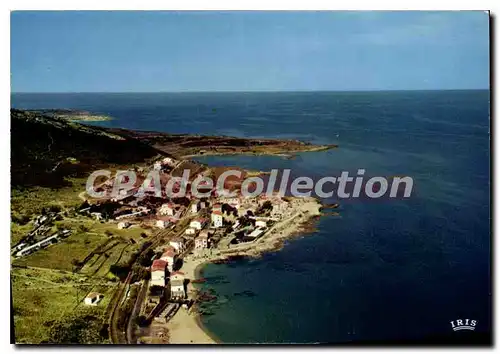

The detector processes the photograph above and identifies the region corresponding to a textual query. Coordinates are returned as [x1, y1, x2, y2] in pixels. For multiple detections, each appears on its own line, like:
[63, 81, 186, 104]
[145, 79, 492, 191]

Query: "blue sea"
[12, 91, 491, 343]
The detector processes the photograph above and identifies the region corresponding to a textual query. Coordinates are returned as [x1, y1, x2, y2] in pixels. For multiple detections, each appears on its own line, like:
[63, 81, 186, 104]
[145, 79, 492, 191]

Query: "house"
[153, 161, 163, 170]
[117, 221, 130, 229]
[248, 228, 265, 239]
[84, 292, 103, 306]
[169, 238, 185, 252]
[190, 218, 207, 230]
[151, 259, 167, 287]
[156, 219, 169, 229]
[195, 233, 209, 249]
[159, 203, 175, 216]
[185, 228, 196, 236]
[170, 279, 185, 300]
[255, 220, 267, 228]
[191, 201, 200, 214]
[211, 211, 224, 228]
[160, 248, 177, 272]
[163, 157, 176, 166]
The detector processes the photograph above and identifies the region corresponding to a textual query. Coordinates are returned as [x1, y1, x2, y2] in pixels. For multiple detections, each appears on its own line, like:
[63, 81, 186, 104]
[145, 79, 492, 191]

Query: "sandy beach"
[165, 197, 322, 344]
[165, 254, 216, 344]
[165, 306, 216, 344]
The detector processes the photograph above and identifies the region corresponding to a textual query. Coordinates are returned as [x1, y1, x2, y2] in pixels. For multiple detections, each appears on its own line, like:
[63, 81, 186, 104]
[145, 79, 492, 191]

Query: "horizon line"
[11, 88, 490, 94]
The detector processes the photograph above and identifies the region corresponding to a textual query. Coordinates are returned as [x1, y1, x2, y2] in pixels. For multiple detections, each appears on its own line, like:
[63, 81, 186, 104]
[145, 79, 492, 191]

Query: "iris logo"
[450, 319, 477, 331]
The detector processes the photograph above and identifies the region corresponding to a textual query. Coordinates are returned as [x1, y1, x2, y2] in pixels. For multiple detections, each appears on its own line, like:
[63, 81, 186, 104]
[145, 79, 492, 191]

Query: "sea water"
[12, 90, 491, 343]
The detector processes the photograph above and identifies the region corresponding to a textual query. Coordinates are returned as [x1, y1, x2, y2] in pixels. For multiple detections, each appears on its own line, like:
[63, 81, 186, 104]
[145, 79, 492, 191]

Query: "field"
[11, 267, 117, 343]
[10, 176, 153, 343]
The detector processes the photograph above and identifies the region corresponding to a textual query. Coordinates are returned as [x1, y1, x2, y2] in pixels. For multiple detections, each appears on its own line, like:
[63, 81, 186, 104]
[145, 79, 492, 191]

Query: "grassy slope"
[12, 268, 116, 343]
[11, 109, 162, 188]
[10, 110, 161, 343]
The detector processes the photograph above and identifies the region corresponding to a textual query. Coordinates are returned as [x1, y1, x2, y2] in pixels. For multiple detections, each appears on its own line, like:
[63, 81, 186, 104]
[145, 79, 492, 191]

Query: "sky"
[11, 11, 489, 92]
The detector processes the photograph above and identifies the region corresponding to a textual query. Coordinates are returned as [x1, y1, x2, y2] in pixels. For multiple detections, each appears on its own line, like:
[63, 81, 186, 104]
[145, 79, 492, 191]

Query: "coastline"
[166, 197, 324, 344]
[27, 109, 112, 122]
[181, 145, 335, 159]
[165, 256, 217, 344]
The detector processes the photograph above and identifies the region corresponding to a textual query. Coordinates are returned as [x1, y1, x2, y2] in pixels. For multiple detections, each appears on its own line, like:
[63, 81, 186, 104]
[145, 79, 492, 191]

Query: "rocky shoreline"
[166, 197, 325, 344]
[28, 109, 112, 122]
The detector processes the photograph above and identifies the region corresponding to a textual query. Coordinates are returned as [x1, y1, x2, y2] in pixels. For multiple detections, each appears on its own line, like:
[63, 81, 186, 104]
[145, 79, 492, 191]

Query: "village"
[11, 155, 322, 344]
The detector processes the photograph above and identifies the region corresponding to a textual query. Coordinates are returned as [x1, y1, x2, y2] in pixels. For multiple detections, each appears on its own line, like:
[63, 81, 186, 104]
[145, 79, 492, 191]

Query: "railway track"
[126, 279, 149, 344]
[108, 229, 170, 344]
[108, 209, 194, 344]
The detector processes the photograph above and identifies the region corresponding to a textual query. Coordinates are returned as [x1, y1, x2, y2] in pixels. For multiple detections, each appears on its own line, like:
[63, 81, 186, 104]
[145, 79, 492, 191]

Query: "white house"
[255, 220, 268, 228]
[169, 238, 185, 252]
[185, 228, 196, 236]
[153, 161, 163, 171]
[84, 292, 103, 306]
[163, 157, 176, 166]
[160, 248, 177, 272]
[191, 201, 200, 214]
[156, 219, 169, 229]
[159, 203, 175, 216]
[195, 234, 209, 249]
[211, 211, 224, 228]
[248, 228, 265, 238]
[170, 272, 186, 298]
[91, 212, 103, 221]
[170, 279, 185, 299]
[117, 221, 130, 229]
[190, 218, 207, 230]
[151, 259, 167, 287]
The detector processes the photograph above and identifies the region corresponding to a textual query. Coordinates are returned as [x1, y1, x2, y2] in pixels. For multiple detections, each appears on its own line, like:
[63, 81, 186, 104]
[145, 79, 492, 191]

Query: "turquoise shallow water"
[12, 90, 491, 343]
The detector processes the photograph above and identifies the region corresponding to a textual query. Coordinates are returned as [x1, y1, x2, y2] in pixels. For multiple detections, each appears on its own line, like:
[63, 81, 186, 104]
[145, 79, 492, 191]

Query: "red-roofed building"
[160, 248, 177, 272]
[212, 204, 222, 213]
[151, 259, 167, 287]
[151, 259, 167, 271]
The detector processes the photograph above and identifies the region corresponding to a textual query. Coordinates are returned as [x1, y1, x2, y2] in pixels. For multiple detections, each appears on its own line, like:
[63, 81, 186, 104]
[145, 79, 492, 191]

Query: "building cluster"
[13, 229, 72, 257]
[80, 155, 295, 241]
[150, 244, 187, 300]
[11, 211, 72, 258]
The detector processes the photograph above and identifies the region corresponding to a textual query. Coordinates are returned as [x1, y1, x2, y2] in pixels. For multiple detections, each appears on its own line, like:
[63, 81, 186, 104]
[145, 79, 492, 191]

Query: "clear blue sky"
[11, 11, 489, 92]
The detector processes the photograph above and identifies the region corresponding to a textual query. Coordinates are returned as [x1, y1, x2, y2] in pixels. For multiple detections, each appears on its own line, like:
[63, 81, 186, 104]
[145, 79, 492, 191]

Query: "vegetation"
[116, 286, 139, 331]
[10, 110, 167, 343]
[11, 267, 115, 344]
[11, 109, 161, 188]
[46, 311, 108, 344]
